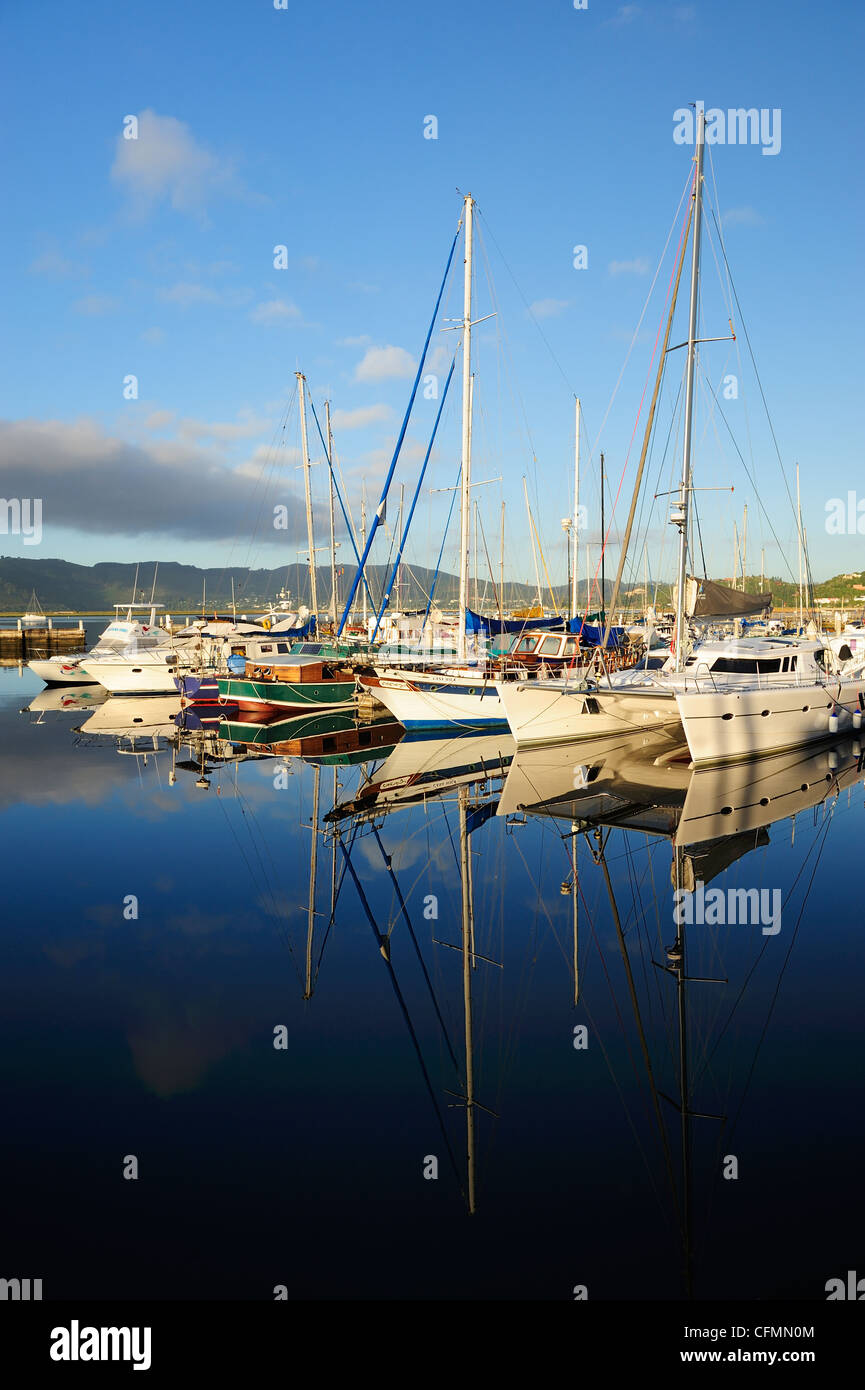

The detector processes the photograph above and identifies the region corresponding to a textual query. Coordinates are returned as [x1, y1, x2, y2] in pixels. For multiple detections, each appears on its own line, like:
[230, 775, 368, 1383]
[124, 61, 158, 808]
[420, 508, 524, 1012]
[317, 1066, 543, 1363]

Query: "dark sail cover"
[684, 577, 771, 618]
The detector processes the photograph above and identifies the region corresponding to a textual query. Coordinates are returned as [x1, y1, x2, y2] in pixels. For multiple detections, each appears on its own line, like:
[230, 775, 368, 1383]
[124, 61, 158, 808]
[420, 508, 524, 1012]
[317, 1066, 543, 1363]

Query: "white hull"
[77, 695, 181, 739]
[81, 657, 184, 694]
[362, 668, 508, 729]
[675, 679, 865, 765]
[331, 729, 515, 820]
[28, 656, 98, 685]
[676, 737, 865, 844]
[496, 678, 681, 747]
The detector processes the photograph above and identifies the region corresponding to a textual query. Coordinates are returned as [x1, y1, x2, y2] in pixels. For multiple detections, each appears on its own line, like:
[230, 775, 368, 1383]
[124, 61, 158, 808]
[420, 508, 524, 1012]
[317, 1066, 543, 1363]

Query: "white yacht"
[28, 603, 172, 685]
[498, 635, 865, 765]
[82, 619, 274, 694]
[673, 637, 865, 765]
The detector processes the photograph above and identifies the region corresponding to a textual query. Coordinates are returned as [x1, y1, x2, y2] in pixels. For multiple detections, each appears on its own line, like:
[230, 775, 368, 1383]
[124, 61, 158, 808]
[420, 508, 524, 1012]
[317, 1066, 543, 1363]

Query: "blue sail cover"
[576, 621, 625, 648]
[465, 609, 624, 647]
[465, 609, 569, 636]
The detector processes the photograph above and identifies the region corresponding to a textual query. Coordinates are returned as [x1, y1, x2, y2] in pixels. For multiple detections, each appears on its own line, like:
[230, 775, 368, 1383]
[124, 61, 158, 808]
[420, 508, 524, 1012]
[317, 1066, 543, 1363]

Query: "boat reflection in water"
[328, 729, 515, 1214]
[221, 708, 404, 766]
[496, 728, 865, 1293]
[22, 685, 109, 720]
[15, 682, 864, 1295]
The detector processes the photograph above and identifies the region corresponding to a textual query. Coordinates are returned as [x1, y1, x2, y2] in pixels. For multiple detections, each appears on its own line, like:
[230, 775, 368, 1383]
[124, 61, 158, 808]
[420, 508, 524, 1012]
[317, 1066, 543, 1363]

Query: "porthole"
[721, 806, 733, 815]
[721, 712, 733, 721]
[761, 710, 770, 718]
[759, 797, 769, 807]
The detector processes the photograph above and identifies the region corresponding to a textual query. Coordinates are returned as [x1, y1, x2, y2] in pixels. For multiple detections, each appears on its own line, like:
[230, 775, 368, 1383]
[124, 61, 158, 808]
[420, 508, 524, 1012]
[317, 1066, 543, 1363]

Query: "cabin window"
[540, 636, 561, 656]
[515, 637, 536, 653]
[259, 644, 273, 654]
[276, 643, 290, 653]
[563, 638, 578, 655]
[711, 657, 783, 674]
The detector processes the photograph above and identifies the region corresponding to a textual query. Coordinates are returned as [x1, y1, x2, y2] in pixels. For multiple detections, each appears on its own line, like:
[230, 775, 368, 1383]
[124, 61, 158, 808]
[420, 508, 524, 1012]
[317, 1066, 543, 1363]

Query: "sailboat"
[360, 195, 511, 731]
[499, 110, 865, 761]
[20, 590, 45, 626]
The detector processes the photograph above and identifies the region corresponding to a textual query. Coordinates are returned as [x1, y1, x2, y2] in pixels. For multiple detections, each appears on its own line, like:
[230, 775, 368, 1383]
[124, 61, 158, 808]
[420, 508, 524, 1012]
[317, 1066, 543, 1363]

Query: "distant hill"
[0, 556, 588, 613]
[1, 557, 862, 615]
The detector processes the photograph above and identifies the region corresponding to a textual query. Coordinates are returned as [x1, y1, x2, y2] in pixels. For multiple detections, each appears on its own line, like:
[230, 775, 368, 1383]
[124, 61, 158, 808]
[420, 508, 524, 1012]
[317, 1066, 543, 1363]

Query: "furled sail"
[682, 577, 771, 619]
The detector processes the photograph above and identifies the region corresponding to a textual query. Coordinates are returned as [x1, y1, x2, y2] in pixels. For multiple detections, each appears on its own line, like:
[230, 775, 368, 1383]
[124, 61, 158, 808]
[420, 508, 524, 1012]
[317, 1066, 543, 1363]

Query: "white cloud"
[330, 404, 392, 431]
[235, 442, 302, 480]
[110, 109, 240, 218]
[73, 294, 120, 315]
[338, 334, 372, 348]
[178, 413, 271, 442]
[427, 344, 451, 374]
[723, 206, 765, 227]
[157, 282, 220, 306]
[529, 298, 569, 319]
[249, 298, 301, 324]
[143, 409, 176, 430]
[608, 258, 650, 276]
[30, 250, 87, 278]
[610, 4, 641, 23]
[354, 344, 415, 382]
[141, 326, 166, 345]
[0, 416, 316, 543]
[156, 282, 253, 308]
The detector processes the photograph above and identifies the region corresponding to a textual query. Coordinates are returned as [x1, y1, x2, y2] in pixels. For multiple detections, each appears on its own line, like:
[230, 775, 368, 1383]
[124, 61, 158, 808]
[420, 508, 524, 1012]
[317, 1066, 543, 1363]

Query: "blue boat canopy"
[465, 608, 625, 647]
[465, 608, 569, 636]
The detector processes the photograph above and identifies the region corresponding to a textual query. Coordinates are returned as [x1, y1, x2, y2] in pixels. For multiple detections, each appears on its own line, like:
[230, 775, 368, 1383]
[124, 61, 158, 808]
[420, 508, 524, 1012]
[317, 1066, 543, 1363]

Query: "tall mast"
[361, 489, 368, 628]
[742, 503, 748, 591]
[458, 785, 476, 1213]
[801, 461, 806, 631]
[304, 765, 321, 1001]
[673, 109, 706, 673]
[600, 451, 606, 622]
[457, 194, 474, 663]
[500, 499, 505, 626]
[524, 478, 543, 612]
[600, 195, 693, 655]
[296, 371, 318, 618]
[571, 826, 579, 1006]
[325, 400, 337, 625]
[475, 497, 481, 611]
[398, 482, 405, 610]
[572, 398, 581, 621]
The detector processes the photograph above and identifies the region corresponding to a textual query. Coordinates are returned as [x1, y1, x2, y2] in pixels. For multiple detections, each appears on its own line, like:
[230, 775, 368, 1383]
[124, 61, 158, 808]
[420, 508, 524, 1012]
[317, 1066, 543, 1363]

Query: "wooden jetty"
[0, 618, 86, 657]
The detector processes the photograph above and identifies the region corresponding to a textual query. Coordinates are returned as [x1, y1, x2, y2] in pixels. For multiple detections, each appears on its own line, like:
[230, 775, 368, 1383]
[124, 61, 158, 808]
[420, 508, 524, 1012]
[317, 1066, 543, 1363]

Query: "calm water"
[1, 624, 862, 1301]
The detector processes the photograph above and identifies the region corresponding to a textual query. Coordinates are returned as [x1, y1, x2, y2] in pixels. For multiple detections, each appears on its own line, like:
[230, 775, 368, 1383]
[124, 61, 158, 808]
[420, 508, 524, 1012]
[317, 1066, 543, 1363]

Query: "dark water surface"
[1, 625, 862, 1301]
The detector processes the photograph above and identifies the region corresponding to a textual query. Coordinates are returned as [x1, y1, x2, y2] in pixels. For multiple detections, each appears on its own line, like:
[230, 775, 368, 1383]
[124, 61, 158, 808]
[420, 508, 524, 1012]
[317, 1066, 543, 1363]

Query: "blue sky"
[1, 0, 862, 590]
